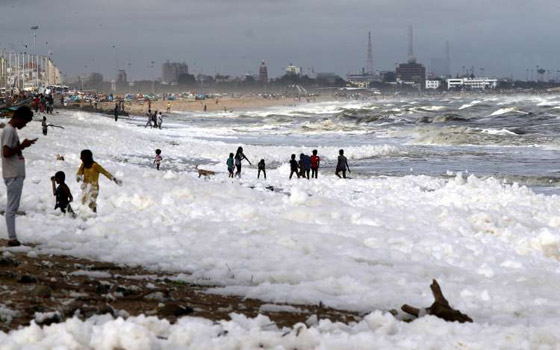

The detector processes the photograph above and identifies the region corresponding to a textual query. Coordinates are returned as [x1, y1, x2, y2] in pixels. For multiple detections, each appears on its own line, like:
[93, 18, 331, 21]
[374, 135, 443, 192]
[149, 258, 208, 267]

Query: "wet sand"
[98, 95, 329, 116]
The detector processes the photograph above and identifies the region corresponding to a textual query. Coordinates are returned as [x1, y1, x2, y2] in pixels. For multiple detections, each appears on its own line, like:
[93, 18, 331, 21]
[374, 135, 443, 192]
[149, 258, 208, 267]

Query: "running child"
[226, 153, 234, 178]
[76, 149, 122, 213]
[257, 159, 266, 179]
[154, 149, 162, 170]
[310, 149, 320, 178]
[51, 171, 75, 216]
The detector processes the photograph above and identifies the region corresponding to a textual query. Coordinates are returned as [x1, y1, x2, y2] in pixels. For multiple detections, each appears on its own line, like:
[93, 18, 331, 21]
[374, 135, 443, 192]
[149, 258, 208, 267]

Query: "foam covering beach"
[1, 95, 560, 348]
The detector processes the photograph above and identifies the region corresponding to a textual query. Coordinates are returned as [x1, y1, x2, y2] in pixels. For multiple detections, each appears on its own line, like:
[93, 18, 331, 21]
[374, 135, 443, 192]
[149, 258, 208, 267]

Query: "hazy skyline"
[1, 0, 559, 81]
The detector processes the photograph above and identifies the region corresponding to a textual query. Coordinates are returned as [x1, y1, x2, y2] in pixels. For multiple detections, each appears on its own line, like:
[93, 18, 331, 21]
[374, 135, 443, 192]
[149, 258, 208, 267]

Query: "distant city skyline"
[1, 0, 559, 81]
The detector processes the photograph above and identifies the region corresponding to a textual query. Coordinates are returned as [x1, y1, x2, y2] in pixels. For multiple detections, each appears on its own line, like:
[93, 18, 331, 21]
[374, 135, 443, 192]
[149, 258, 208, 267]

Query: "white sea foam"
[458, 100, 482, 110]
[490, 107, 528, 116]
[480, 128, 518, 136]
[1, 104, 560, 346]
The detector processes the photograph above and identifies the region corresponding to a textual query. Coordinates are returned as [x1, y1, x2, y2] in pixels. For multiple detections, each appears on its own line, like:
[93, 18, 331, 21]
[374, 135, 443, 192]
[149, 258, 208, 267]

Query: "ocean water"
[145, 94, 560, 194]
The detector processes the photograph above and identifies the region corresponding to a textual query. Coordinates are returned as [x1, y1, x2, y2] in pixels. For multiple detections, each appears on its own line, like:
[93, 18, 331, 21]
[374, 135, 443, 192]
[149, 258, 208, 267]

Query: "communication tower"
[366, 31, 374, 74]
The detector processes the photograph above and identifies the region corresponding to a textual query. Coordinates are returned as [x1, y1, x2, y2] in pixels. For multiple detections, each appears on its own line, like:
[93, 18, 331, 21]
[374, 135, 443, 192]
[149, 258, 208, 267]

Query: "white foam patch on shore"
[1, 108, 560, 344]
[1, 312, 560, 349]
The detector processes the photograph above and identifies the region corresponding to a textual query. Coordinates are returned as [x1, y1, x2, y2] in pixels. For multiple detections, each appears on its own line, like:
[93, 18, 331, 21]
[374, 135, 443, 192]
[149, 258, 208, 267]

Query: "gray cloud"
[1, 0, 559, 81]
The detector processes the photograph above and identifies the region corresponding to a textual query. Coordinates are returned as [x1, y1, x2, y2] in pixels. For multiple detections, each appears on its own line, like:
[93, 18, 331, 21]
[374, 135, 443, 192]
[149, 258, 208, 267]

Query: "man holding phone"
[2, 106, 37, 247]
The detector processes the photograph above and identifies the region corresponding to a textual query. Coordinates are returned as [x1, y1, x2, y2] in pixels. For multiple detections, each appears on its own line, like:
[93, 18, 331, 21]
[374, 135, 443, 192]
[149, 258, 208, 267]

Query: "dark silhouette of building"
[162, 61, 189, 83]
[117, 70, 127, 84]
[396, 63, 426, 87]
[396, 25, 426, 88]
[258, 60, 268, 83]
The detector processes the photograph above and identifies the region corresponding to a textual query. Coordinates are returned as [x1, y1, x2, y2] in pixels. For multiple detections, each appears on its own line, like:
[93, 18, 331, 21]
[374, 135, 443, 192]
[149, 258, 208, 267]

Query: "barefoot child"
[51, 171, 75, 215]
[76, 149, 121, 213]
[154, 149, 162, 170]
[310, 149, 320, 179]
[335, 149, 350, 179]
[234, 146, 251, 178]
[257, 159, 266, 179]
[289, 154, 300, 179]
[226, 153, 234, 178]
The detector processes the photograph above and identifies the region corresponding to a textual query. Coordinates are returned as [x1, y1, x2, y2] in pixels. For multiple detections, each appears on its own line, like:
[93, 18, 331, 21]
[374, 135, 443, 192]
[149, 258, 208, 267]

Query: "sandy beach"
[95, 95, 330, 116]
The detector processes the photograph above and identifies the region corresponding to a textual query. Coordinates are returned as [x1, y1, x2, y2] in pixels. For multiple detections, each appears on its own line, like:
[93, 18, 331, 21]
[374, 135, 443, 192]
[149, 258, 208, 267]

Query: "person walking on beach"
[154, 149, 162, 170]
[289, 154, 300, 179]
[310, 149, 320, 179]
[152, 111, 158, 129]
[47, 94, 54, 114]
[167, 102, 171, 113]
[257, 159, 266, 179]
[114, 103, 119, 122]
[51, 171, 75, 216]
[76, 149, 121, 213]
[42, 116, 48, 136]
[33, 96, 40, 113]
[145, 110, 153, 128]
[335, 149, 350, 179]
[2, 106, 36, 247]
[157, 112, 163, 129]
[234, 146, 251, 178]
[226, 153, 234, 178]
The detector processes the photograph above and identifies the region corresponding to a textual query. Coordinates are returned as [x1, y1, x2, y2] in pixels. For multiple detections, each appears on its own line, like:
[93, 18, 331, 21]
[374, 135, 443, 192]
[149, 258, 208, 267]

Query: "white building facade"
[425, 80, 441, 89]
[447, 78, 498, 90]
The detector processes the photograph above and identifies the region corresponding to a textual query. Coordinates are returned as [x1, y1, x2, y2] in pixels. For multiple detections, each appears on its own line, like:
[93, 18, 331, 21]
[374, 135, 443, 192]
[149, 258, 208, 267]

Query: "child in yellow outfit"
[76, 149, 121, 212]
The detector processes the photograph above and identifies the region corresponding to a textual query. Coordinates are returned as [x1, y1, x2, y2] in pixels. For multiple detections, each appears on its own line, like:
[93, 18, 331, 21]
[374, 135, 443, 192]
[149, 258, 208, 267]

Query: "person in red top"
[310, 149, 320, 179]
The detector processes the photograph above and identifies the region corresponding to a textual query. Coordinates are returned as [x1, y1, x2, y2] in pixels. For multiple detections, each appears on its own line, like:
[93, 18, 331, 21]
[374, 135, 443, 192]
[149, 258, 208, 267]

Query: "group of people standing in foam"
[289, 149, 350, 179]
[152, 146, 351, 180]
[222, 147, 351, 180]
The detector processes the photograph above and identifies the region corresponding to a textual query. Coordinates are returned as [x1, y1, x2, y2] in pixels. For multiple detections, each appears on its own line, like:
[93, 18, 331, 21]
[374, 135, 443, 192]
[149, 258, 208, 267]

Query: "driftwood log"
[401, 279, 473, 323]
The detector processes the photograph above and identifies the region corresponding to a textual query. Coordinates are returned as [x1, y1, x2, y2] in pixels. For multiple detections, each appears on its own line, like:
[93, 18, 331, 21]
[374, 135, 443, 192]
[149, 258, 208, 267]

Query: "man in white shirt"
[1, 106, 36, 247]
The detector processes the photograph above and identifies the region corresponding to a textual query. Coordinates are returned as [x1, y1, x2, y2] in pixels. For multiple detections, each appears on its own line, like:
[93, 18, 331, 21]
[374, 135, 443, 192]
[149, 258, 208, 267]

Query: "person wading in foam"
[234, 146, 251, 178]
[76, 149, 122, 213]
[335, 149, 350, 179]
[310, 149, 320, 179]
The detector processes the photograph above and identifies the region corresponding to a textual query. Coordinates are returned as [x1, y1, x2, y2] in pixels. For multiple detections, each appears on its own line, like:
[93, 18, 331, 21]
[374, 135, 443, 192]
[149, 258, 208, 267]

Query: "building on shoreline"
[162, 61, 188, 84]
[258, 60, 268, 83]
[346, 69, 378, 88]
[396, 62, 426, 88]
[395, 26, 426, 89]
[0, 50, 62, 91]
[286, 64, 301, 76]
[425, 80, 441, 90]
[447, 78, 498, 90]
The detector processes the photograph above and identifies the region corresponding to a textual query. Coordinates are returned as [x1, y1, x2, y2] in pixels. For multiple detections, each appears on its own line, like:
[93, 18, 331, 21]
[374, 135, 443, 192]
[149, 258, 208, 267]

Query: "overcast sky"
[1, 0, 559, 81]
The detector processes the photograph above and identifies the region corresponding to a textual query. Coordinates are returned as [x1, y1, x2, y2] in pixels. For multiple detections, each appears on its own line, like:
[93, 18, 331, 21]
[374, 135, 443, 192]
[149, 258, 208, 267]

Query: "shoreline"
[65, 95, 337, 117]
